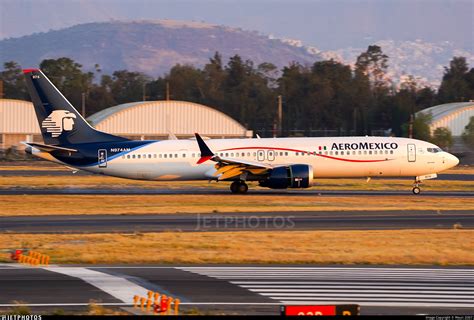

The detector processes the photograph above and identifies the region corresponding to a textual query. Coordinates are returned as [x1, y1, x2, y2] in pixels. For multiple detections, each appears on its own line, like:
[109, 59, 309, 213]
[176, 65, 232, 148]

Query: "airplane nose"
[447, 153, 459, 168]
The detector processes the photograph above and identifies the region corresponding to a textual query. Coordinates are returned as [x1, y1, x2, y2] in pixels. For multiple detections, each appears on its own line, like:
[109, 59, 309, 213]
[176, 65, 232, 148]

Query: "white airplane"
[22, 69, 459, 194]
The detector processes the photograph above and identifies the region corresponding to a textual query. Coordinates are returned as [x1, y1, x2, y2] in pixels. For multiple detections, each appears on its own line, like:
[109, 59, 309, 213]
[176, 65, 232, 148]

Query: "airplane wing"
[194, 133, 272, 180]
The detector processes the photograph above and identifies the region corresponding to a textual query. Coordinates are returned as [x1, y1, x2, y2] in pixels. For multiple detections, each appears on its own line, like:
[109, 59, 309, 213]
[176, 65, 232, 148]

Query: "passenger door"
[407, 144, 416, 162]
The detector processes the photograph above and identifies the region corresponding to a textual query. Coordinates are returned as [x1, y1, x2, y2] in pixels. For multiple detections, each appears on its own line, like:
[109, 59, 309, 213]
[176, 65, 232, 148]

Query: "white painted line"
[232, 281, 474, 286]
[248, 289, 473, 294]
[184, 272, 474, 277]
[45, 267, 149, 303]
[199, 276, 472, 281]
[239, 285, 473, 290]
[257, 293, 474, 299]
[0, 302, 281, 307]
[177, 267, 474, 272]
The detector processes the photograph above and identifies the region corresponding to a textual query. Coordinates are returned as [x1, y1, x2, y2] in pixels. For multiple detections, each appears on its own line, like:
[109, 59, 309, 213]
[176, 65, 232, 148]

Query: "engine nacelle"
[259, 164, 313, 189]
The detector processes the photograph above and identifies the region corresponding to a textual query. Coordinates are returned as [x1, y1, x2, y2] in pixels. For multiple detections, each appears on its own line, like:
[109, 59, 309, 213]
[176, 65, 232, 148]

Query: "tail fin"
[23, 69, 127, 145]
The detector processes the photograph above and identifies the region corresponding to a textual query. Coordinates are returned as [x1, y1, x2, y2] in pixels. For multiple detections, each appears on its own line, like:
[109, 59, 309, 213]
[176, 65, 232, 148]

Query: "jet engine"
[259, 164, 313, 189]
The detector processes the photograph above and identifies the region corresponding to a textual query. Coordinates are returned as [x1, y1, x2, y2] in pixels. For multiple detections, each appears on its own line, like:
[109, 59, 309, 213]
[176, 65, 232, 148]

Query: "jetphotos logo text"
[41, 110, 77, 137]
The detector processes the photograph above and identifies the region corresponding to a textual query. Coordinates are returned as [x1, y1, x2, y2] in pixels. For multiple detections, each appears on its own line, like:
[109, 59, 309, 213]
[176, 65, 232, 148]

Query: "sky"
[0, 0, 472, 50]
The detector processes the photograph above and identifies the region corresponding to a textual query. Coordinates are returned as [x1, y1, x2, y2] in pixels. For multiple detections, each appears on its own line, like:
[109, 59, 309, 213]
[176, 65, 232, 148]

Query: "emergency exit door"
[407, 144, 416, 162]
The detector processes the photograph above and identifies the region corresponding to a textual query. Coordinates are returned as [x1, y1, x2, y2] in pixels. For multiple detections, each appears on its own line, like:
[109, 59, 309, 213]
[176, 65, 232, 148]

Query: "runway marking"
[178, 266, 474, 308]
[0, 302, 282, 307]
[45, 267, 149, 303]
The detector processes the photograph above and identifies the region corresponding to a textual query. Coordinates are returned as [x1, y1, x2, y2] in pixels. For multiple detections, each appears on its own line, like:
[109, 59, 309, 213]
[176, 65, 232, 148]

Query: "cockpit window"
[427, 147, 443, 153]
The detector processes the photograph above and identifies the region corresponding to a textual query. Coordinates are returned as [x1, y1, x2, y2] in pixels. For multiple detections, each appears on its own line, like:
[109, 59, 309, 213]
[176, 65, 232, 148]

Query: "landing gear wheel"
[230, 181, 239, 193]
[237, 182, 248, 194]
[412, 186, 421, 195]
[230, 181, 248, 194]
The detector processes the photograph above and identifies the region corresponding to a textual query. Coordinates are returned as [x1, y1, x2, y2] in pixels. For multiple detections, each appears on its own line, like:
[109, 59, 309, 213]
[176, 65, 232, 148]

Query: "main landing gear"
[412, 179, 422, 195]
[230, 180, 248, 194]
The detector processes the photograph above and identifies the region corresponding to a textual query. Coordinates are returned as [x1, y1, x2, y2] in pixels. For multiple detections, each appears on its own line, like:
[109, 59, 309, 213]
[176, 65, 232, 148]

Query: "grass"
[0, 230, 473, 265]
[0, 194, 472, 215]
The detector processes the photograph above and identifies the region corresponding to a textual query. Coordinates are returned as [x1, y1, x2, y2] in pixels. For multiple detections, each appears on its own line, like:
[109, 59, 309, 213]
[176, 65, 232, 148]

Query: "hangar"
[0, 99, 252, 150]
[87, 100, 253, 140]
[417, 102, 474, 136]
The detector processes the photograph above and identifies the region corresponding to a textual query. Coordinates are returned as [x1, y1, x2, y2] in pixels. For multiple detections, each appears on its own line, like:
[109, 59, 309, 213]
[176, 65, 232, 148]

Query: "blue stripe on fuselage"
[52, 140, 157, 168]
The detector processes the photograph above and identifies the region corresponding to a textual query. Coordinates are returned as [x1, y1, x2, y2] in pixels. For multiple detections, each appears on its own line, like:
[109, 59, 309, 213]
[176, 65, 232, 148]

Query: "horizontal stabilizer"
[22, 142, 77, 153]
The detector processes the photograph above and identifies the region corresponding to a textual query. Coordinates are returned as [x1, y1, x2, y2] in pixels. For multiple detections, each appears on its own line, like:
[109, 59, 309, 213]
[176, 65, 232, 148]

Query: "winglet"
[23, 69, 40, 74]
[195, 133, 214, 164]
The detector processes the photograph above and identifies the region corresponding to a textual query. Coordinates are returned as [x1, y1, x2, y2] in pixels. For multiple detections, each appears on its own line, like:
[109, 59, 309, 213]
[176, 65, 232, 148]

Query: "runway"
[0, 210, 473, 233]
[1, 188, 473, 197]
[0, 264, 472, 315]
[1, 169, 472, 181]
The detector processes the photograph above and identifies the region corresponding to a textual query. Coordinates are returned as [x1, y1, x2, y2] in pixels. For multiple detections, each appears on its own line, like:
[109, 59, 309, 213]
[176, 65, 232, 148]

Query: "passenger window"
[369, 151, 372, 155]
[247, 152, 251, 157]
[364, 151, 367, 155]
[127, 155, 130, 159]
[154, 154, 157, 158]
[225, 153, 229, 157]
[132, 154, 136, 159]
[182, 154, 186, 158]
[390, 150, 394, 154]
[175, 154, 178, 158]
[335, 151, 338, 155]
[159, 154, 162, 158]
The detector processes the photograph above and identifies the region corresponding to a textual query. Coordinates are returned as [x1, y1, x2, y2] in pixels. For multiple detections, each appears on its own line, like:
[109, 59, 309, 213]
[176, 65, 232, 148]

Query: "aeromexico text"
[331, 142, 399, 151]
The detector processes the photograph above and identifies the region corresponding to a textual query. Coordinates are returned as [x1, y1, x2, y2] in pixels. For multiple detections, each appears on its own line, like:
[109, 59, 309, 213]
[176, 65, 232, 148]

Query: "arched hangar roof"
[417, 102, 474, 136]
[87, 100, 252, 137]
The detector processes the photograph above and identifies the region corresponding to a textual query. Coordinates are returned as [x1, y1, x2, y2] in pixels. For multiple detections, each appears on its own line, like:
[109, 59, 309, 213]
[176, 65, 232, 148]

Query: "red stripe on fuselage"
[219, 146, 391, 163]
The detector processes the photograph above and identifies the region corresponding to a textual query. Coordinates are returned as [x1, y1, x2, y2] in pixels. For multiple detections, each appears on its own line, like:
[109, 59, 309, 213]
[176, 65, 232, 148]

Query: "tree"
[402, 112, 432, 140]
[355, 45, 390, 95]
[105, 70, 151, 104]
[431, 127, 453, 150]
[39, 57, 94, 110]
[1, 61, 29, 100]
[438, 56, 472, 102]
[462, 116, 474, 150]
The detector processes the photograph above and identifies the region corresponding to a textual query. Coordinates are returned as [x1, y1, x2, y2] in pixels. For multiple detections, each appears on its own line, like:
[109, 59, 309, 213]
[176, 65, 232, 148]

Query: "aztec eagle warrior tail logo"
[41, 110, 77, 137]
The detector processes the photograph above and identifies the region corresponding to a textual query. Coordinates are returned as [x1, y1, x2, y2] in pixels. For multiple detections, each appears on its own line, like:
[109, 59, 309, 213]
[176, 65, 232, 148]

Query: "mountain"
[1, 20, 472, 88]
[0, 20, 322, 76]
[280, 38, 474, 89]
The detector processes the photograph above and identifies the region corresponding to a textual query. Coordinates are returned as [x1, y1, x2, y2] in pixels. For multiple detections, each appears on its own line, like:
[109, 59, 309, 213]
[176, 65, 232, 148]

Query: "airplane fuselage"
[31, 136, 457, 181]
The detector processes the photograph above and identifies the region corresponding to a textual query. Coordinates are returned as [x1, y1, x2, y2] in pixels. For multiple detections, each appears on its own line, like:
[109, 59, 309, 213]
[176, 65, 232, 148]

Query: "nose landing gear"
[412, 179, 422, 195]
[230, 180, 248, 194]
[412, 186, 421, 194]
[411, 174, 437, 195]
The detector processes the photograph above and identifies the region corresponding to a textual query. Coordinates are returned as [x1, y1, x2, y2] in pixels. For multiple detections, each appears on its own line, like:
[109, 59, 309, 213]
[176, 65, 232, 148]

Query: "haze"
[1, 0, 472, 51]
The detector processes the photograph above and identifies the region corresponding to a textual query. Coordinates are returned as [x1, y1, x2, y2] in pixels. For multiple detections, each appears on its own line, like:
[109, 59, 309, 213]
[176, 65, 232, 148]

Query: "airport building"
[0, 99, 252, 150]
[416, 102, 474, 137]
[416, 101, 474, 152]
